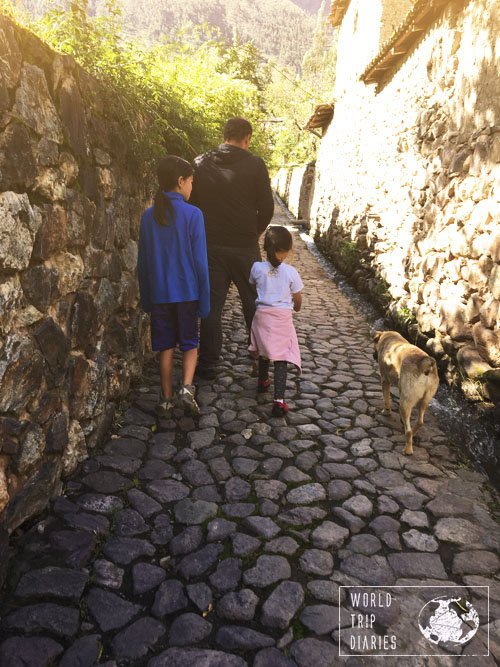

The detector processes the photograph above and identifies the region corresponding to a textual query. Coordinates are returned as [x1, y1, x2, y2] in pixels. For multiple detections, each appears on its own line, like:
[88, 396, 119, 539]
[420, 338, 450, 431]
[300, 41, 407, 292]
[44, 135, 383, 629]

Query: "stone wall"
[273, 163, 315, 222]
[0, 16, 148, 535]
[309, 0, 500, 403]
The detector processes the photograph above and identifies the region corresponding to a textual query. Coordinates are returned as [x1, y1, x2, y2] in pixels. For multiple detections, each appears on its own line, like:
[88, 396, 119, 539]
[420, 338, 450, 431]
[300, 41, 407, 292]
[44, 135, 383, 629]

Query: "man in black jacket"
[191, 117, 274, 379]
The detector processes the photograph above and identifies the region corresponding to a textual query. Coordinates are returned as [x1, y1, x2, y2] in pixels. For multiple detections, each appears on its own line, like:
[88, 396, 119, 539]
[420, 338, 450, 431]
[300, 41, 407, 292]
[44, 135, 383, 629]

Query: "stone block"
[480, 297, 499, 329]
[457, 344, 494, 379]
[13, 63, 62, 142]
[57, 74, 90, 157]
[0, 122, 37, 191]
[51, 251, 84, 296]
[45, 412, 69, 453]
[16, 423, 46, 475]
[0, 335, 44, 412]
[5, 460, 62, 531]
[33, 167, 67, 201]
[66, 192, 93, 248]
[33, 317, 69, 385]
[465, 293, 482, 323]
[20, 265, 60, 312]
[461, 260, 490, 291]
[62, 420, 87, 475]
[490, 264, 500, 300]
[0, 17, 22, 93]
[32, 204, 68, 260]
[37, 137, 59, 166]
[70, 291, 99, 352]
[473, 322, 500, 367]
[0, 192, 41, 272]
[0, 276, 24, 336]
[69, 355, 107, 420]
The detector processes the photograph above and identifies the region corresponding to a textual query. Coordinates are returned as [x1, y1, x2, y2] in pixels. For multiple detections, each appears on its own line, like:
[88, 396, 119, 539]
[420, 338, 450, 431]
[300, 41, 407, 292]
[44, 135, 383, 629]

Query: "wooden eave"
[304, 104, 335, 135]
[361, 0, 451, 85]
[328, 0, 352, 27]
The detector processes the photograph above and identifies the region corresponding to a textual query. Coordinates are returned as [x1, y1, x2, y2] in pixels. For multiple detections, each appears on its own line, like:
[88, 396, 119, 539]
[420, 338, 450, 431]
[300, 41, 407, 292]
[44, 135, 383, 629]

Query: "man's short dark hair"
[224, 117, 253, 141]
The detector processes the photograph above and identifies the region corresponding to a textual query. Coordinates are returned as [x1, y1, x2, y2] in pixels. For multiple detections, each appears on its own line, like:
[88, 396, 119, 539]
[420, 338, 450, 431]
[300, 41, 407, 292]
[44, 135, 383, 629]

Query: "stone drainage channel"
[0, 199, 498, 666]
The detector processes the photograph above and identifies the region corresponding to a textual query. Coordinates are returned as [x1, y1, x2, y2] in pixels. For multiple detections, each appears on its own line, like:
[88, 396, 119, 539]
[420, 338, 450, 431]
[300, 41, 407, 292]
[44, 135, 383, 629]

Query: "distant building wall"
[273, 163, 316, 222]
[310, 0, 500, 401]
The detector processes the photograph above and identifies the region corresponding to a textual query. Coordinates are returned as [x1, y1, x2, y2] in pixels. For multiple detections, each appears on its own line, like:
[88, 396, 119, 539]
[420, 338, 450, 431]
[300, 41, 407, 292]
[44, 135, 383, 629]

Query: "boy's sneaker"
[178, 384, 200, 416]
[156, 393, 175, 419]
[258, 379, 271, 393]
[271, 400, 289, 417]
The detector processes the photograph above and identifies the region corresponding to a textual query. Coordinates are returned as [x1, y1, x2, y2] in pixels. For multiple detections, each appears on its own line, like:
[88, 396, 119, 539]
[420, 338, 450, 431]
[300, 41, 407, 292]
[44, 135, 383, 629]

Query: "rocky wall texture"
[310, 0, 500, 404]
[273, 163, 315, 222]
[0, 16, 148, 537]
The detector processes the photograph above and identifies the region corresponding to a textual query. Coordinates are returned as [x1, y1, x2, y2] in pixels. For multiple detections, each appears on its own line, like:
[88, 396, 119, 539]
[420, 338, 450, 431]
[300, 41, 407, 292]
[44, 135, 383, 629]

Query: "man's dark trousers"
[199, 243, 260, 370]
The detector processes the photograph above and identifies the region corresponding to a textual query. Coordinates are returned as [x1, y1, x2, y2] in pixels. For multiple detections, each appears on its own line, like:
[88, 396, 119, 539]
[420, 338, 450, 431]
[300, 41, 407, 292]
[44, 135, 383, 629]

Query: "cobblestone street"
[0, 201, 499, 666]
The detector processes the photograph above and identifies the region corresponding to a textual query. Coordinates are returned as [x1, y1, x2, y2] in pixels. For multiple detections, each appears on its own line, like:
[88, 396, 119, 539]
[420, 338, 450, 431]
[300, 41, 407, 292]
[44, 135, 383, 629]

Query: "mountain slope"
[117, 0, 315, 70]
[290, 0, 328, 14]
[16, 0, 316, 71]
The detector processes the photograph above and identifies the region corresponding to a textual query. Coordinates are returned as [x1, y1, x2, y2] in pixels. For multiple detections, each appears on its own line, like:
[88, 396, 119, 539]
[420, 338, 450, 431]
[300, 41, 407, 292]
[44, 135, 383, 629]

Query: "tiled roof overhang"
[304, 104, 335, 134]
[361, 0, 451, 85]
[328, 0, 352, 27]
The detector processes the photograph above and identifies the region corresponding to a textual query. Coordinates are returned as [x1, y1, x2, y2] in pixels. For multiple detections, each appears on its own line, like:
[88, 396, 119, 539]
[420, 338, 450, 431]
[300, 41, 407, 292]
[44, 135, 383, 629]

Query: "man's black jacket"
[191, 144, 274, 248]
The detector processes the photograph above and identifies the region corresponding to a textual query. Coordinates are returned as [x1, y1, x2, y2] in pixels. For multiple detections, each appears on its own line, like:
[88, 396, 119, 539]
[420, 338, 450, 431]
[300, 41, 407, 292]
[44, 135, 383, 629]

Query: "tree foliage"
[266, 0, 338, 167]
[27, 0, 272, 172]
[3, 0, 339, 173]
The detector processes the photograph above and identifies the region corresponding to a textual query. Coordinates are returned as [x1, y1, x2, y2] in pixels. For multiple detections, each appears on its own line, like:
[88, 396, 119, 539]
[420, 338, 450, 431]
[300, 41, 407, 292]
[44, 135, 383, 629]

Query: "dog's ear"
[373, 331, 383, 344]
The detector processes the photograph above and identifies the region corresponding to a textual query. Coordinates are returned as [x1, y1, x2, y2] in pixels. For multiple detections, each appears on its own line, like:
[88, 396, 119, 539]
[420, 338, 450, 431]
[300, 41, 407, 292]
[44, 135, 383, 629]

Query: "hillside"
[291, 0, 328, 13]
[16, 0, 316, 71]
[117, 0, 315, 70]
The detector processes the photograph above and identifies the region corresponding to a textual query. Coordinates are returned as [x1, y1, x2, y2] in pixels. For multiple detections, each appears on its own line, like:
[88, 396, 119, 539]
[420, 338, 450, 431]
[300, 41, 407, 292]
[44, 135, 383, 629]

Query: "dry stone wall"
[273, 162, 315, 222]
[308, 0, 500, 403]
[0, 16, 148, 535]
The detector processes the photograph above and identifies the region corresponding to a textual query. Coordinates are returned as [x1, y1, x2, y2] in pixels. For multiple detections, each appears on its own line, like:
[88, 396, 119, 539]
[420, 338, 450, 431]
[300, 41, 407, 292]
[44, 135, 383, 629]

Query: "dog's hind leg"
[400, 401, 414, 455]
[382, 379, 392, 415]
[412, 394, 432, 436]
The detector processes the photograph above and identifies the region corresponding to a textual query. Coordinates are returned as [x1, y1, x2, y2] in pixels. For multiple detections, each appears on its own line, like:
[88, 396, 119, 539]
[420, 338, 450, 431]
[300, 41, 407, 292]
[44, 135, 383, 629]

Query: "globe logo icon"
[418, 596, 480, 649]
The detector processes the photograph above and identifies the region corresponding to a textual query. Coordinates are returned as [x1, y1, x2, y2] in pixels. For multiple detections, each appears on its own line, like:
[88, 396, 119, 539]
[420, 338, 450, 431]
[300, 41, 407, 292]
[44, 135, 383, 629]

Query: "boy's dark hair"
[154, 155, 193, 226]
[264, 225, 293, 268]
[224, 117, 253, 142]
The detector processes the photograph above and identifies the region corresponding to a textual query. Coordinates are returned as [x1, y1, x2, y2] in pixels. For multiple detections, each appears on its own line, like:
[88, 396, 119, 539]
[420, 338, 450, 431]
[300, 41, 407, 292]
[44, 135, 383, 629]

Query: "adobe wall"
[310, 0, 500, 402]
[0, 16, 148, 538]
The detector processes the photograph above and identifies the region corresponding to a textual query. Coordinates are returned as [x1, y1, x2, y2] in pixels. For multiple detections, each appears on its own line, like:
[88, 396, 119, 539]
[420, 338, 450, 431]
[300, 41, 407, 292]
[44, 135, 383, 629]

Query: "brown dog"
[373, 331, 439, 455]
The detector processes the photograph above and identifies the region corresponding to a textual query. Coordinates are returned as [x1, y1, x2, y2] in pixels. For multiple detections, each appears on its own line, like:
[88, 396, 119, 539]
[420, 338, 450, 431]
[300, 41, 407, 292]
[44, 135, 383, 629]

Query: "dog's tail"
[418, 356, 437, 376]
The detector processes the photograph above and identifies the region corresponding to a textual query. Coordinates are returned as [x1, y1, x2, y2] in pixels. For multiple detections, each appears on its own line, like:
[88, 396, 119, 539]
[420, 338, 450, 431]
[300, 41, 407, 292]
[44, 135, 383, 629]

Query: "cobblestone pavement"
[1, 201, 499, 667]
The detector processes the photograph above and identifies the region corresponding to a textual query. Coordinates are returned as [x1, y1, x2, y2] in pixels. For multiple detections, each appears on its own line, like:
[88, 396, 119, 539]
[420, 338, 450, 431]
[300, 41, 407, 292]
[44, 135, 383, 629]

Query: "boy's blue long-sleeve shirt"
[137, 192, 210, 318]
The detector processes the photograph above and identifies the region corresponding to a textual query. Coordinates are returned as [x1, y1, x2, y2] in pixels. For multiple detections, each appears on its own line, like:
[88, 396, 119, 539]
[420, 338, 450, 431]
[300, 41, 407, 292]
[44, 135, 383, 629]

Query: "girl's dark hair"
[263, 225, 293, 268]
[154, 155, 193, 226]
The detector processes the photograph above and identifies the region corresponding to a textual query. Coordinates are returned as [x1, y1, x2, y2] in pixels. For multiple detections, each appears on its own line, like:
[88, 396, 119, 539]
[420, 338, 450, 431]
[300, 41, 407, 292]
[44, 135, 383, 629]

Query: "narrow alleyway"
[0, 200, 498, 666]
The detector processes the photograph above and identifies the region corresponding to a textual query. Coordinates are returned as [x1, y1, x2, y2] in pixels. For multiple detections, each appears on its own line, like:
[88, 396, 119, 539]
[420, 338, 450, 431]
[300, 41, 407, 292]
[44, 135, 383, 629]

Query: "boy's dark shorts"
[150, 301, 198, 352]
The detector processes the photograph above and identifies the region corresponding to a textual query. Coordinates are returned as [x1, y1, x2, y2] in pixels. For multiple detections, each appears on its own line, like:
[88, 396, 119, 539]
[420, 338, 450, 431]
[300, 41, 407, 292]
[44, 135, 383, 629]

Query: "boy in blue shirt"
[137, 156, 210, 417]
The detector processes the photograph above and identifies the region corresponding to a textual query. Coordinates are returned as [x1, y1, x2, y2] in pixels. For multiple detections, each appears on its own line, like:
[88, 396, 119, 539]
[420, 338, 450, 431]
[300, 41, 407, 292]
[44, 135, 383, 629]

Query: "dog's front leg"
[382, 379, 392, 415]
[400, 402, 413, 455]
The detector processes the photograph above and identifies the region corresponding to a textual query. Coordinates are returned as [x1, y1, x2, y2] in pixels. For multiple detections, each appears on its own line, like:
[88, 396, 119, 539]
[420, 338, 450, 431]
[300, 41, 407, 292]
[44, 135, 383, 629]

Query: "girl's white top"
[249, 260, 304, 310]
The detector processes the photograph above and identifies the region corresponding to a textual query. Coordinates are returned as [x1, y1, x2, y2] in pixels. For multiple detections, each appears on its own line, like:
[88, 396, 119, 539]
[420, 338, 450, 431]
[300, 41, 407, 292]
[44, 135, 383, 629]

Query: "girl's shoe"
[271, 400, 289, 417]
[257, 379, 271, 393]
[156, 393, 175, 419]
[178, 384, 200, 416]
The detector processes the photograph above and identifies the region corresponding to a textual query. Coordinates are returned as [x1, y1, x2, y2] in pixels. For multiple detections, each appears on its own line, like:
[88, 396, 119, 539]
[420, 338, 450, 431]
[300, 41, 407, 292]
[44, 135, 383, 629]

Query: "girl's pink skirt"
[248, 307, 301, 370]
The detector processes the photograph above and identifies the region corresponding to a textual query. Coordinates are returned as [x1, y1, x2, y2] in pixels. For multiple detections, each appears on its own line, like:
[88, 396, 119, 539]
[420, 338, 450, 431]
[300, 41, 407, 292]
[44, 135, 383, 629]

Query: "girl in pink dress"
[248, 226, 303, 416]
